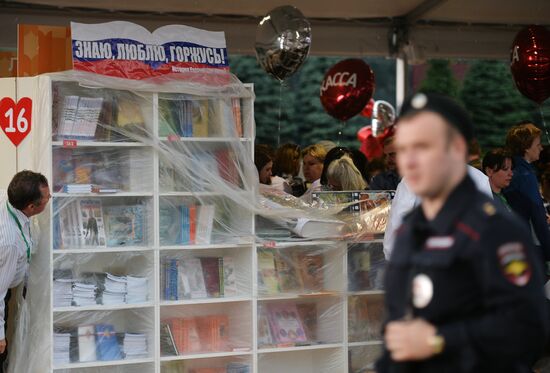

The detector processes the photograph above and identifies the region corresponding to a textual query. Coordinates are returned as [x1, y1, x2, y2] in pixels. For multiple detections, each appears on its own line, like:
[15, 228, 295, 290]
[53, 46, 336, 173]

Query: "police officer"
[376, 93, 548, 373]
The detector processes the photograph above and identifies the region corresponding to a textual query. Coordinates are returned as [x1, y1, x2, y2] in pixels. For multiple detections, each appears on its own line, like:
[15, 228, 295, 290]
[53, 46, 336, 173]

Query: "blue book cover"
[180, 206, 190, 244]
[95, 324, 122, 361]
[169, 258, 178, 300]
[227, 363, 250, 373]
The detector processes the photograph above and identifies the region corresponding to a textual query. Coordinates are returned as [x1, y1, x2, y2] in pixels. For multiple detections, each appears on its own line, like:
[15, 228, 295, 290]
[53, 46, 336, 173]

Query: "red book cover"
[189, 205, 197, 244]
[183, 317, 202, 353]
[200, 257, 221, 298]
[216, 149, 239, 186]
[231, 97, 243, 137]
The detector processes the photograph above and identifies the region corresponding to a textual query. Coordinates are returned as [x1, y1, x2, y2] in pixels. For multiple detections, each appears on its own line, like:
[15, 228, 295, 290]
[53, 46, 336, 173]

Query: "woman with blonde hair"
[325, 155, 367, 191]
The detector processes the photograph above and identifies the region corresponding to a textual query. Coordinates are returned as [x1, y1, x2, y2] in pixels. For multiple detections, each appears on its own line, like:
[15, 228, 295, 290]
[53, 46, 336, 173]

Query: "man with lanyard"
[0, 171, 50, 372]
[376, 93, 548, 372]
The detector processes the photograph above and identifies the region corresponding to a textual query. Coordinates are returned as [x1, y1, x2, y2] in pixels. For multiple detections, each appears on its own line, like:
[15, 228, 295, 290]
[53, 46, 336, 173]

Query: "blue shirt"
[506, 156, 550, 260]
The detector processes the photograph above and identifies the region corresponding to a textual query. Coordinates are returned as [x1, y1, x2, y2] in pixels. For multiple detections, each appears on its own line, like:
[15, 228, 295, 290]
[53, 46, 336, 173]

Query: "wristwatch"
[428, 334, 445, 355]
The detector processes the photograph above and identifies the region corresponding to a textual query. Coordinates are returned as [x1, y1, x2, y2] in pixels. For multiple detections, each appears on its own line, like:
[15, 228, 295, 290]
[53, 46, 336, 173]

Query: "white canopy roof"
[0, 0, 549, 60]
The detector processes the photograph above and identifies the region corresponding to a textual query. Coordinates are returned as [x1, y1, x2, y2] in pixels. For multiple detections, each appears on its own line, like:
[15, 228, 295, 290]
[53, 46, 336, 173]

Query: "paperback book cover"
[295, 252, 324, 292]
[267, 303, 307, 344]
[160, 322, 179, 356]
[200, 257, 221, 298]
[79, 199, 106, 247]
[274, 253, 303, 293]
[179, 258, 208, 299]
[95, 324, 122, 361]
[104, 204, 146, 246]
[257, 250, 280, 295]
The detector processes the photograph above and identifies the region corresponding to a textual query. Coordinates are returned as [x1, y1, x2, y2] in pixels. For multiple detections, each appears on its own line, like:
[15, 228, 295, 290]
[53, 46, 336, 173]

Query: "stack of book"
[101, 273, 127, 305]
[126, 276, 148, 304]
[122, 333, 148, 359]
[161, 256, 237, 301]
[55, 95, 104, 140]
[72, 282, 97, 306]
[53, 279, 73, 307]
[62, 184, 93, 193]
[55, 324, 148, 365]
[53, 332, 72, 365]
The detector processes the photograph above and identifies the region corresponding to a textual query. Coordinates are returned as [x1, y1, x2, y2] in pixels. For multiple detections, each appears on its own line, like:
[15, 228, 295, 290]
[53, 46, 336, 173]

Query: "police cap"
[399, 92, 474, 141]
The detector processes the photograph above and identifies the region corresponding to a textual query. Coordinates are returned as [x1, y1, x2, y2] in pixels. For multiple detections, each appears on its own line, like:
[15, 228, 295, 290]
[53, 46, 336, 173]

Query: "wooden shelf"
[53, 357, 154, 370]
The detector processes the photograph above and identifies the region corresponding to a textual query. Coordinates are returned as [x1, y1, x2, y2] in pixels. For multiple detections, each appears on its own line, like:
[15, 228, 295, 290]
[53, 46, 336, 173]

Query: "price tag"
[63, 139, 78, 148]
[167, 134, 181, 142]
[0, 97, 32, 147]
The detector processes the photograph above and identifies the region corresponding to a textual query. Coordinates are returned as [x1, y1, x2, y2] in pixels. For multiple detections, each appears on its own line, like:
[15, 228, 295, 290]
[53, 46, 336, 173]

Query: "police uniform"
[376, 92, 549, 373]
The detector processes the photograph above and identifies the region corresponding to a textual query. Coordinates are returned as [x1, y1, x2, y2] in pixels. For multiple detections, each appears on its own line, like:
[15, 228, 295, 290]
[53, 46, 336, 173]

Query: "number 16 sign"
[0, 97, 32, 147]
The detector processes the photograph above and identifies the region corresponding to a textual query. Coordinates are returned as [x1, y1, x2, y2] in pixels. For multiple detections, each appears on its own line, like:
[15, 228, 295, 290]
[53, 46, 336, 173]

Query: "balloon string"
[338, 121, 345, 145]
[277, 82, 283, 147]
[540, 105, 549, 145]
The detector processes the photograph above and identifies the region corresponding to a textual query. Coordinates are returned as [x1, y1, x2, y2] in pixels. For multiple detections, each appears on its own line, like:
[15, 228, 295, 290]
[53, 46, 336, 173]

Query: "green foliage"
[460, 60, 543, 150]
[230, 55, 396, 150]
[419, 60, 459, 98]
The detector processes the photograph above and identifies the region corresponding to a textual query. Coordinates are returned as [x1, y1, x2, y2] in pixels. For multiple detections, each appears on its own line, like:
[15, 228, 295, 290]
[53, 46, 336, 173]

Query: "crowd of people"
[255, 120, 550, 266]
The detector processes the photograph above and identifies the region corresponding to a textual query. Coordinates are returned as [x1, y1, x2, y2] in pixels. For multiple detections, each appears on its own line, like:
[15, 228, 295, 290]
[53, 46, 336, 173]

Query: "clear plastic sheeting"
[5, 69, 390, 372]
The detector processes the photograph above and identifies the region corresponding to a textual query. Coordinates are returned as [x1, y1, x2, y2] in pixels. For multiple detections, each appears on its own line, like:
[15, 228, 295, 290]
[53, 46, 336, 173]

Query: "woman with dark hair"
[272, 143, 305, 196]
[254, 145, 273, 185]
[505, 122, 550, 261]
[482, 148, 514, 211]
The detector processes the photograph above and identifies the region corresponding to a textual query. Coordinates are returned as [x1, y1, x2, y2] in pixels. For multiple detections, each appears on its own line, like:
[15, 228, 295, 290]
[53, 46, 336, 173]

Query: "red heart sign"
[0, 97, 32, 147]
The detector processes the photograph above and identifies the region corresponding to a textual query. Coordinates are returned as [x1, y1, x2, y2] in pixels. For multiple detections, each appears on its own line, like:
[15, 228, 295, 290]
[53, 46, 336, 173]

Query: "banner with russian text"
[71, 21, 229, 80]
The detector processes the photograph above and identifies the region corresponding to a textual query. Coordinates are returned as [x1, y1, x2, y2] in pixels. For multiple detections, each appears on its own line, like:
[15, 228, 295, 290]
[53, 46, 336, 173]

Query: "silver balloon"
[372, 100, 396, 137]
[255, 5, 312, 81]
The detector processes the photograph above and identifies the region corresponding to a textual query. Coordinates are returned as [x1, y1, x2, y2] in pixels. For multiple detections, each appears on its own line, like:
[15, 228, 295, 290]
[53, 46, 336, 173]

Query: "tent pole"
[396, 55, 408, 113]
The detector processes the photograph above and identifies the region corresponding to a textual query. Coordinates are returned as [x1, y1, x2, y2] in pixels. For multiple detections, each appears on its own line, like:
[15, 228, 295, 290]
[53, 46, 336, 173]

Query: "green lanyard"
[6, 202, 31, 262]
[495, 193, 512, 212]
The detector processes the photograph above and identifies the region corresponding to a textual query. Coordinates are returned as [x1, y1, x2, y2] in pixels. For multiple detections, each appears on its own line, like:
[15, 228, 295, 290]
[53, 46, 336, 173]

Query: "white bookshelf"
[5, 73, 386, 373]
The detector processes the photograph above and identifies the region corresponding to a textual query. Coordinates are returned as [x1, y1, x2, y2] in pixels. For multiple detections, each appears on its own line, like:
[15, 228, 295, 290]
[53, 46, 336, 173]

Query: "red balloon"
[320, 59, 375, 121]
[357, 125, 372, 142]
[510, 25, 550, 104]
[360, 98, 375, 117]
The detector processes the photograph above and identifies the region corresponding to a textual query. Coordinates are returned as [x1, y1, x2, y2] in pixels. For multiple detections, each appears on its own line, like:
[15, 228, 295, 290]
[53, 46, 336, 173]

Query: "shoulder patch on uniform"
[483, 202, 496, 216]
[497, 242, 531, 286]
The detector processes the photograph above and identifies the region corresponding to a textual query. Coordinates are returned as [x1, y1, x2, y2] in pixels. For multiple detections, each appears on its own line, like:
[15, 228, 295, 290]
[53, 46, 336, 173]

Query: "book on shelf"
[158, 97, 209, 137]
[165, 315, 229, 354]
[288, 217, 345, 239]
[196, 205, 215, 245]
[222, 256, 238, 297]
[79, 199, 107, 247]
[348, 243, 386, 292]
[160, 322, 179, 356]
[348, 295, 385, 342]
[104, 204, 146, 246]
[113, 95, 147, 141]
[200, 257, 222, 298]
[95, 324, 123, 361]
[77, 325, 97, 362]
[215, 149, 240, 187]
[296, 303, 318, 342]
[179, 257, 208, 299]
[257, 250, 325, 295]
[273, 253, 303, 293]
[55, 95, 103, 140]
[295, 252, 324, 292]
[162, 255, 238, 301]
[227, 363, 250, 373]
[159, 204, 215, 246]
[231, 97, 243, 137]
[257, 250, 280, 295]
[266, 303, 307, 344]
[257, 313, 274, 347]
[122, 333, 148, 359]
